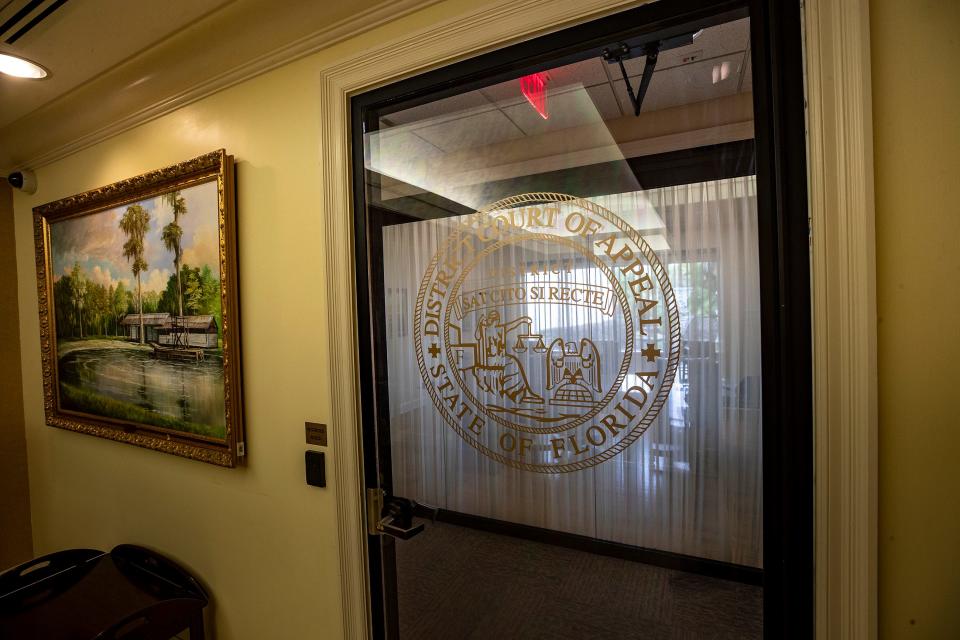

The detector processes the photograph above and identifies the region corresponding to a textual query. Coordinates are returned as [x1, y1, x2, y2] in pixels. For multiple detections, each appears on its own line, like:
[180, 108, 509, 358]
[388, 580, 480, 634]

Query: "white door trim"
[318, 0, 878, 637]
[805, 0, 878, 637]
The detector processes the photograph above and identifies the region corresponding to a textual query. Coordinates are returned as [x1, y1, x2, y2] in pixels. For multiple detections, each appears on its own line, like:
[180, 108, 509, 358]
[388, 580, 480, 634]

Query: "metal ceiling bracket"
[602, 42, 660, 117]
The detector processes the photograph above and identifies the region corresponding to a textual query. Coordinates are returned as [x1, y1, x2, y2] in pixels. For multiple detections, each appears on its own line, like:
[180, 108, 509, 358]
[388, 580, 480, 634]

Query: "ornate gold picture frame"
[33, 150, 245, 467]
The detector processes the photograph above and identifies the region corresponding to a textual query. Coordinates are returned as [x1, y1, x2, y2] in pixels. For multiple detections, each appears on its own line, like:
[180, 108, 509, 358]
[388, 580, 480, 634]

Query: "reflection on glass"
[366, 17, 761, 568]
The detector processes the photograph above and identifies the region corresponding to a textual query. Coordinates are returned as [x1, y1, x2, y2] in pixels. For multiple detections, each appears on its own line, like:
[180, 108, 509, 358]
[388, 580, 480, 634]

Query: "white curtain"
[382, 176, 762, 567]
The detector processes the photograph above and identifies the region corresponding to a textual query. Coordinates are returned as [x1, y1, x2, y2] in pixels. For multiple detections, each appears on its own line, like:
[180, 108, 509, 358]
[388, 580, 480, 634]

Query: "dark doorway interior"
[397, 521, 762, 639]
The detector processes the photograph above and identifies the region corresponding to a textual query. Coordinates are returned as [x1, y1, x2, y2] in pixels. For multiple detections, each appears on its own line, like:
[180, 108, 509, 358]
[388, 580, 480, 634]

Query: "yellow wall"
[10, 0, 960, 636]
[872, 0, 960, 637]
[9, 1, 476, 637]
[0, 179, 32, 569]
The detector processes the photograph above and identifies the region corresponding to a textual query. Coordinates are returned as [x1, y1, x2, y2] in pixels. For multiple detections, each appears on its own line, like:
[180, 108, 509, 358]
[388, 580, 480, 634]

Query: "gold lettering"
[551, 438, 565, 459]
[528, 207, 544, 227]
[519, 437, 533, 459]
[424, 294, 442, 336]
[614, 401, 636, 422]
[435, 268, 453, 289]
[628, 274, 654, 298]
[568, 434, 588, 455]
[622, 372, 659, 409]
[635, 297, 662, 336]
[622, 258, 645, 278]
[586, 426, 606, 446]
[595, 240, 661, 311]
[638, 317, 662, 334]
[564, 211, 602, 237]
[443, 235, 475, 272]
[600, 413, 627, 437]
[595, 236, 635, 262]
[623, 386, 648, 408]
[545, 207, 560, 227]
[429, 282, 446, 300]
[635, 371, 659, 386]
[442, 392, 459, 411]
[467, 415, 484, 436]
[477, 216, 512, 242]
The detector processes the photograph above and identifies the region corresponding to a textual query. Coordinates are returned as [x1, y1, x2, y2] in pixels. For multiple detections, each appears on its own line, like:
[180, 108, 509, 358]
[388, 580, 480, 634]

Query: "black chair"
[103, 544, 208, 639]
[0, 545, 208, 640]
[0, 548, 104, 608]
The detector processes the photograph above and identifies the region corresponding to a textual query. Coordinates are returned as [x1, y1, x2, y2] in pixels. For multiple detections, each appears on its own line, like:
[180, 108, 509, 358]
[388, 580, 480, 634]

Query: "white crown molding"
[805, 0, 878, 637]
[0, 0, 440, 175]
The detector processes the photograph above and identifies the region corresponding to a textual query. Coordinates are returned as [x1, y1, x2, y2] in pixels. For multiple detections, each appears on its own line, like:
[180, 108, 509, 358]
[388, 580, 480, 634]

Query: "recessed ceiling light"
[712, 61, 731, 84]
[0, 53, 48, 79]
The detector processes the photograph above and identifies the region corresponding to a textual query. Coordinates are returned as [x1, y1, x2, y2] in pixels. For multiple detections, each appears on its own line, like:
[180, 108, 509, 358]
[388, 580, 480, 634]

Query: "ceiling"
[380, 18, 751, 150]
[0, 2, 750, 175]
[366, 17, 753, 209]
[0, 0, 232, 130]
[0, 0, 431, 173]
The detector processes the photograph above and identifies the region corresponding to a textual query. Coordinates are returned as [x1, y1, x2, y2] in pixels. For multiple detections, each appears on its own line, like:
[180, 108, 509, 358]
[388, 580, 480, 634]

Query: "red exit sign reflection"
[520, 72, 549, 120]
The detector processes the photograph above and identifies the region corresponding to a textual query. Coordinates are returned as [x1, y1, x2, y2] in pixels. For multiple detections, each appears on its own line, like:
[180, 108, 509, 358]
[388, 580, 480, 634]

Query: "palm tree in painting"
[119, 204, 150, 344]
[69, 263, 86, 338]
[161, 191, 187, 317]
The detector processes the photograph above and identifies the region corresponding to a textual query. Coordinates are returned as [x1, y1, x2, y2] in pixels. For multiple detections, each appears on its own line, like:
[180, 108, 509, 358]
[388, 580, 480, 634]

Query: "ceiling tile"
[544, 58, 612, 90]
[500, 85, 618, 135]
[480, 58, 611, 107]
[382, 90, 496, 127]
[613, 56, 743, 114]
[586, 83, 624, 120]
[413, 109, 525, 152]
[366, 129, 443, 168]
[622, 16, 751, 76]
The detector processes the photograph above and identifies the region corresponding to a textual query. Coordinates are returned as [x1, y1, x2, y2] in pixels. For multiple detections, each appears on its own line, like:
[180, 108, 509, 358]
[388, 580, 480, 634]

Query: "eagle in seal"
[547, 338, 602, 407]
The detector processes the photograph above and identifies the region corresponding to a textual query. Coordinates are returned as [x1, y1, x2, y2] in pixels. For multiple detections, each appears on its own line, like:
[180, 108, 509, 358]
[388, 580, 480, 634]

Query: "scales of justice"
[457, 309, 604, 422]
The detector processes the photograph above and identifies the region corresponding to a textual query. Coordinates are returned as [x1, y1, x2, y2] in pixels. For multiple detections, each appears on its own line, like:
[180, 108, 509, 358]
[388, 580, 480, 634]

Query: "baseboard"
[414, 505, 763, 586]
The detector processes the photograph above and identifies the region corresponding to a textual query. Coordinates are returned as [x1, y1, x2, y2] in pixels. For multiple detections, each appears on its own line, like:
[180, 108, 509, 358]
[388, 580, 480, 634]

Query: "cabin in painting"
[122, 313, 219, 348]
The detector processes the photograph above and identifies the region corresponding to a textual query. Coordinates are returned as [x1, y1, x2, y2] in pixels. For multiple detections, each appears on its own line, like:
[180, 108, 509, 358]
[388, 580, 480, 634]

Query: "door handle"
[366, 488, 427, 540]
[377, 517, 425, 540]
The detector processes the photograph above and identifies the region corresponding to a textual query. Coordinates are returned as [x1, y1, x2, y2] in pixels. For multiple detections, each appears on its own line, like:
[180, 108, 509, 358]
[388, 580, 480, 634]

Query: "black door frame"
[350, 0, 812, 637]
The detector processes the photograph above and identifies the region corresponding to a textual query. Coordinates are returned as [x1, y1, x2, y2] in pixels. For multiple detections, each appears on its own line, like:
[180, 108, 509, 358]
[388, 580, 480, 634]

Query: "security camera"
[7, 170, 37, 194]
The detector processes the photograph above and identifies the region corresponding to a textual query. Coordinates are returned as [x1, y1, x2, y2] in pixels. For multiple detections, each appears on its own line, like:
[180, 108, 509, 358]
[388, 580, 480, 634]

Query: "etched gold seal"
[414, 193, 680, 472]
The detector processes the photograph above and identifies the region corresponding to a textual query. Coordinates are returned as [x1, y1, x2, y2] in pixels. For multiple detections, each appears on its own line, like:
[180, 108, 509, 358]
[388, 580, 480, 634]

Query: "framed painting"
[33, 150, 245, 467]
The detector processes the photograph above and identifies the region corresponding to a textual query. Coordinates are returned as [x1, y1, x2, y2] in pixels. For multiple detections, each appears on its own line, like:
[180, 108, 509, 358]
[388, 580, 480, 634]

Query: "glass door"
[352, 1, 811, 637]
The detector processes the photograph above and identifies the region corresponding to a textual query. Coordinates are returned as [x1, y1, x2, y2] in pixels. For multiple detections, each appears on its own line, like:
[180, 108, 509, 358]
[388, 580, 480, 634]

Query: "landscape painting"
[34, 151, 244, 466]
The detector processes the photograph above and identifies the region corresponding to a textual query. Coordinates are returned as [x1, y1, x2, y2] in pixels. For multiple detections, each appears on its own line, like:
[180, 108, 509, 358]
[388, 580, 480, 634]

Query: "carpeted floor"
[396, 521, 762, 639]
